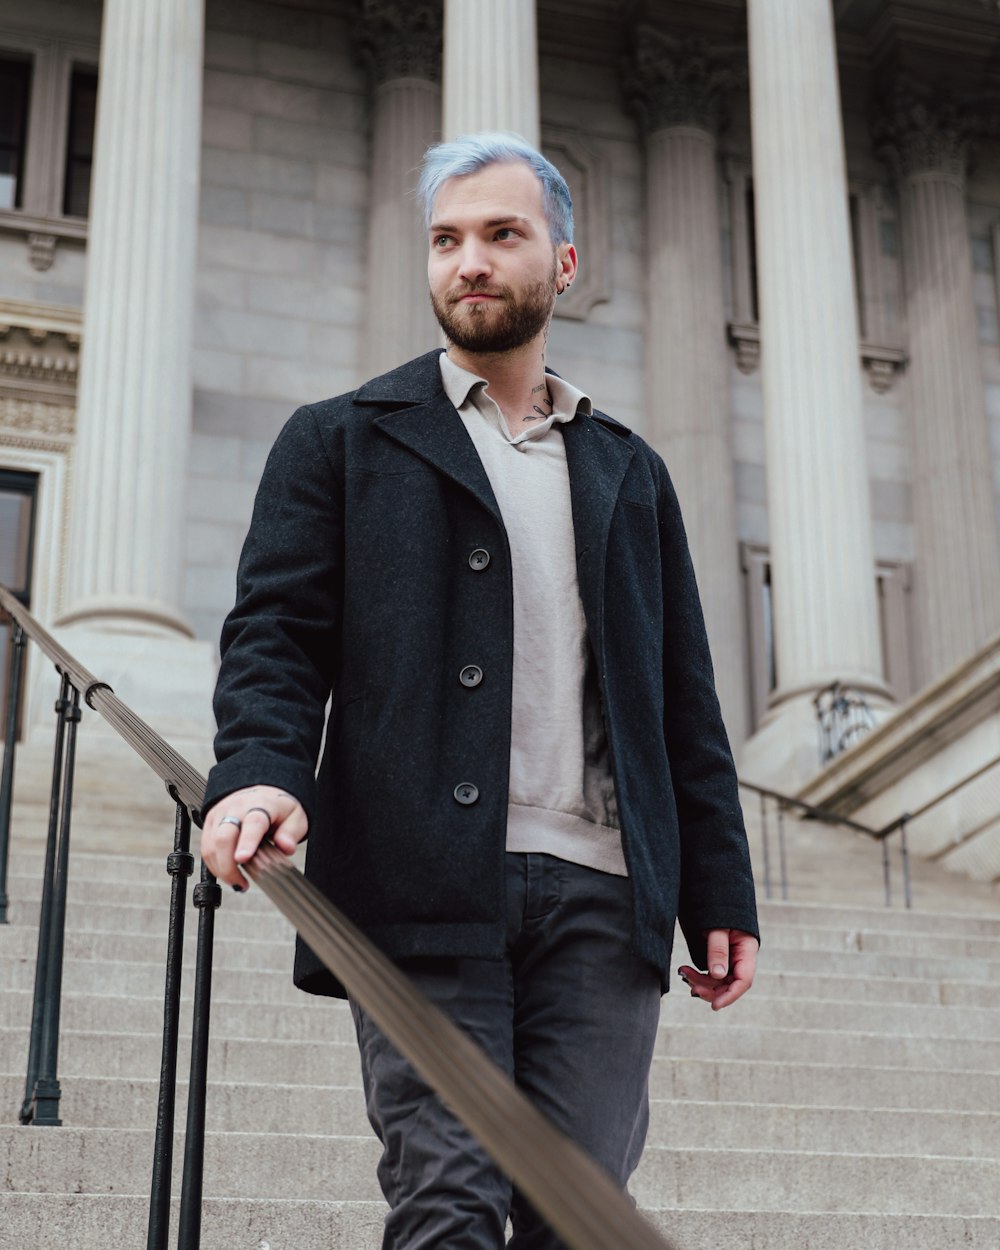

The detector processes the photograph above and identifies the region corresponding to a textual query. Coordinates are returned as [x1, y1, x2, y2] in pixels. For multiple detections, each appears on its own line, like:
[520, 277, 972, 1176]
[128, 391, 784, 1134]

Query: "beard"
[431, 267, 557, 355]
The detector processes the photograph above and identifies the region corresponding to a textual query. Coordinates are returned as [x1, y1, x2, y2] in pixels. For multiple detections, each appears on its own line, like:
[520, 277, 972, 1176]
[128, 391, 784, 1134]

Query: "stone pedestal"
[53, 0, 214, 742]
[875, 87, 1000, 685]
[360, 2, 442, 377]
[627, 34, 750, 748]
[742, 0, 888, 786]
[442, 0, 539, 143]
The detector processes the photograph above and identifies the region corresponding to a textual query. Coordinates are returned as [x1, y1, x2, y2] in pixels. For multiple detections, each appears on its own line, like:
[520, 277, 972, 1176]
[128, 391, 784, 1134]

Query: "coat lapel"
[370, 391, 504, 528]
[562, 412, 635, 652]
[357, 350, 503, 524]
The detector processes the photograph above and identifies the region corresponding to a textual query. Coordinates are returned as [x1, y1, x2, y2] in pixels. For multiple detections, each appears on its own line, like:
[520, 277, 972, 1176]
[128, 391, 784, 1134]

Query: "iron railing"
[739, 778, 909, 906]
[0, 585, 679, 1250]
[814, 680, 875, 764]
[742, 753, 1000, 909]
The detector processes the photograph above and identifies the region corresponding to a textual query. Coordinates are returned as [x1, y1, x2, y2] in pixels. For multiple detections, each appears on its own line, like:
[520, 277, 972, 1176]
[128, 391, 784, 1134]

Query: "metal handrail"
[0, 584, 679, 1250]
[740, 755, 1000, 909]
[0, 586, 203, 814]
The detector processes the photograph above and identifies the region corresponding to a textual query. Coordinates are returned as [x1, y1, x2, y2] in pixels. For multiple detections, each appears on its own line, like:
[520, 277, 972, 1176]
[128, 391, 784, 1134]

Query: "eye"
[432, 234, 454, 249]
[495, 227, 518, 241]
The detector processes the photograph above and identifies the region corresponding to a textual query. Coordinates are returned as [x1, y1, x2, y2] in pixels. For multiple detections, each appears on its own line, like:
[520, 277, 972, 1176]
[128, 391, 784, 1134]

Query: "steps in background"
[2, 830, 1000, 1250]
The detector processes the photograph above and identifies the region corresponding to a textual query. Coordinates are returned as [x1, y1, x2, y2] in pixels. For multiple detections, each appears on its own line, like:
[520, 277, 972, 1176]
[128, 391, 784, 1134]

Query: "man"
[201, 132, 759, 1250]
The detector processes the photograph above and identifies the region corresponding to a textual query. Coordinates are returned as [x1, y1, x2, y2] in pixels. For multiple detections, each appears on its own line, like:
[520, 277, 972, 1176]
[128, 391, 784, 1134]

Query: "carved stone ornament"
[358, 0, 443, 85]
[28, 233, 57, 272]
[0, 395, 75, 437]
[871, 82, 972, 186]
[0, 300, 83, 403]
[624, 28, 742, 136]
[862, 344, 907, 394]
[727, 321, 760, 374]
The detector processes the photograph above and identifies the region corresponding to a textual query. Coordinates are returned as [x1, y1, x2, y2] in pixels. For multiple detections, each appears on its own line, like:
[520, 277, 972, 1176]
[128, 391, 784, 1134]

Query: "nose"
[457, 239, 492, 285]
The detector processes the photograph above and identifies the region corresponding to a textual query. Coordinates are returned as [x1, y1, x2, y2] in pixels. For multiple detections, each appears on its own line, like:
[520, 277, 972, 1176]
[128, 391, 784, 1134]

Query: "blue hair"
[418, 132, 574, 245]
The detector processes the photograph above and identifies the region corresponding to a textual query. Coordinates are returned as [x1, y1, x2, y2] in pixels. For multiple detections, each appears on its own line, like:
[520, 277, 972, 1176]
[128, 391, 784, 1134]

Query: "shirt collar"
[439, 351, 592, 423]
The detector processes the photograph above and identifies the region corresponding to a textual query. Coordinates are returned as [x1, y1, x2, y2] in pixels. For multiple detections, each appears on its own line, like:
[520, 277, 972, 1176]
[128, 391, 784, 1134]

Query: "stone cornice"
[0, 298, 82, 405]
[357, 0, 443, 86]
[624, 28, 743, 136]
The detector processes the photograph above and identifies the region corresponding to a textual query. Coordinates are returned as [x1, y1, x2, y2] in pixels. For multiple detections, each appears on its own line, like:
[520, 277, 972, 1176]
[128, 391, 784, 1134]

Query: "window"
[0, 56, 32, 210]
[741, 178, 863, 330]
[0, 38, 98, 227]
[0, 469, 38, 743]
[741, 543, 914, 730]
[62, 65, 97, 218]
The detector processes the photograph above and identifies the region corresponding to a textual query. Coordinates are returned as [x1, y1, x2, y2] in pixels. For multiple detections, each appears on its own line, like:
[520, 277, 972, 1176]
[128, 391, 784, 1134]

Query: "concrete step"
[7, 1051, 997, 1124]
[4, 1193, 1000, 1250]
[5, 1030, 1000, 1110]
[0, 1125, 382, 1201]
[9, 867, 1000, 941]
[757, 898, 1000, 936]
[7, 920, 1000, 983]
[2, 985, 995, 1045]
[6, 949, 1000, 1013]
[3, 1069, 996, 1158]
[4, 1125, 999, 1216]
[9, 867, 1000, 936]
[3, 1023, 998, 1094]
[5, 1055, 997, 1119]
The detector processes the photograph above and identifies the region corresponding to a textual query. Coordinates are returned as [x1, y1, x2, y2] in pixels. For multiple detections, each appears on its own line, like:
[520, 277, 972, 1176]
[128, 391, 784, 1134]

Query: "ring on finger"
[246, 806, 273, 825]
[220, 815, 242, 830]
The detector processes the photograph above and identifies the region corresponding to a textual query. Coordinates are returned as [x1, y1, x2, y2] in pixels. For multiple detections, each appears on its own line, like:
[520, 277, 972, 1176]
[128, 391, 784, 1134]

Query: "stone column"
[742, 0, 887, 785]
[53, 0, 215, 748]
[61, 0, 203, 639]
[442, 0, 539, 144]
[626, 33, 750, 748]
[875, 86, 1000, 683]
[359, 1, 442, 377]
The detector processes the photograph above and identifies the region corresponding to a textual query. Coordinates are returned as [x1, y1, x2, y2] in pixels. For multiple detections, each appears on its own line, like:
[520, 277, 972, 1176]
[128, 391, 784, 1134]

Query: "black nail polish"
[232, 883, 245, 893]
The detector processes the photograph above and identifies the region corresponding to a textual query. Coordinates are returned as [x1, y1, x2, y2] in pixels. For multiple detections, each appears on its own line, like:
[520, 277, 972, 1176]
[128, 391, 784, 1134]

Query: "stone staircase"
[2, 819, 1000, 1250]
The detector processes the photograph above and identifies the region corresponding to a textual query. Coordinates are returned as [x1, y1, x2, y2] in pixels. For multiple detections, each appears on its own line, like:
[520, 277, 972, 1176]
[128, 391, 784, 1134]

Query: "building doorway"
[0, 468, 38, 741]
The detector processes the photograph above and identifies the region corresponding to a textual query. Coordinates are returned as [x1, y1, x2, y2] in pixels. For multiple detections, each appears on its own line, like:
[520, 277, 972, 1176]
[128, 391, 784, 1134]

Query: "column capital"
[872, 81, 973, 186]
[359, 0, 443, 86]
[624, 30, 741, 137]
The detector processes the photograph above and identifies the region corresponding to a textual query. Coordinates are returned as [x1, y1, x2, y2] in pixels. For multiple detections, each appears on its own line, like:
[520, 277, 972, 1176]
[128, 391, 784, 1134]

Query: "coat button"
[459, 664, 483, 688]
[453, 782, 479, 806]
[469, 548, 490, 571]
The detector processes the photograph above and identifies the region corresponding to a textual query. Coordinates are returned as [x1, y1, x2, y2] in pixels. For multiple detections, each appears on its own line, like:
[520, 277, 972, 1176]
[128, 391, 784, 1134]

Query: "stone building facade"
[2, 0, 1000, 876]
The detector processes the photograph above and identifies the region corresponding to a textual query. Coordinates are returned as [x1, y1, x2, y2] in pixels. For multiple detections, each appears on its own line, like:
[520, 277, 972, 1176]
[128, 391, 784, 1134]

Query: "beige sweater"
[440, 353, 626, 877]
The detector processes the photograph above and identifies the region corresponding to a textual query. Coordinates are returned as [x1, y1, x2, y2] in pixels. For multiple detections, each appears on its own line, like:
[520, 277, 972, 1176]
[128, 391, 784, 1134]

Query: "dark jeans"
[349, 852, 662, 1250]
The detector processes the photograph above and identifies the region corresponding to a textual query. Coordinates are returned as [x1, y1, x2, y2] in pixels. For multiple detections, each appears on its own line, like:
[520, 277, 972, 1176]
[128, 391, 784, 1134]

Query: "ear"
[556, 243, 578, 293]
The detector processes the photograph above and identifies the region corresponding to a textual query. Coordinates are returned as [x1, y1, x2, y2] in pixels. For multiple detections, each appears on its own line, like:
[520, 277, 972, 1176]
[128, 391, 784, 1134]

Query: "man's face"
[427, 161, 574, 355]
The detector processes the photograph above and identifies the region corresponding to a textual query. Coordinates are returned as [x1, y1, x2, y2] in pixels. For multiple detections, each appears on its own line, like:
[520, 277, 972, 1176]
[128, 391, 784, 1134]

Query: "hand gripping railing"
[0, 586, 679, 1250]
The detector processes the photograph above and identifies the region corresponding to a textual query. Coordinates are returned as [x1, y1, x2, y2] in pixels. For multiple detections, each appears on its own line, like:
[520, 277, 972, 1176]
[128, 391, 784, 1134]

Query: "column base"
[56, 595, 195, 639]
[739, 684, 894, 793]
[15, 626, 218, 855]
[26, 625, 216, 751]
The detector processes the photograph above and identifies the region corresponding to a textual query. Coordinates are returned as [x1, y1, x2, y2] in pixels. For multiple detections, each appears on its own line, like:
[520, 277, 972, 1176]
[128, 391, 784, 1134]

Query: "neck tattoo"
[524, 384, 553, 422]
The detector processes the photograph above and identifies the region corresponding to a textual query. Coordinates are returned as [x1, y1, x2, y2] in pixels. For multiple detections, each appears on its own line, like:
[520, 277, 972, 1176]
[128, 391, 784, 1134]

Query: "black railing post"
[177, 863, 222, 1250]
[147, 797, 195, 1250]
[882, 834, 892, 908]
[0, 620, 26, 924]
[32, 681, 81, 1126]
[776, 801, 789, 901]
[759, 791, 772, 900]
[899, 818, 912, 910]
[21, 673, 71, 1124]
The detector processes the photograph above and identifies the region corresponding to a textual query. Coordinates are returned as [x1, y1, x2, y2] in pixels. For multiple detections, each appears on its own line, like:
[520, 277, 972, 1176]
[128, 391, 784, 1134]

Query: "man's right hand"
[200, 785, 308, 891]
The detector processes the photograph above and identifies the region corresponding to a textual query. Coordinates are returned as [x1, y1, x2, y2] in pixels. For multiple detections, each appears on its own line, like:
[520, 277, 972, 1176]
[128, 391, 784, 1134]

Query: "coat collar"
[360, 351, 637, 640]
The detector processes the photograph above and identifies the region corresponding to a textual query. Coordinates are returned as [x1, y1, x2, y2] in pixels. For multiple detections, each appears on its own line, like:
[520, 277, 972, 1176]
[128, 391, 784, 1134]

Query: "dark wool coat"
[203, 349, 759, 997]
